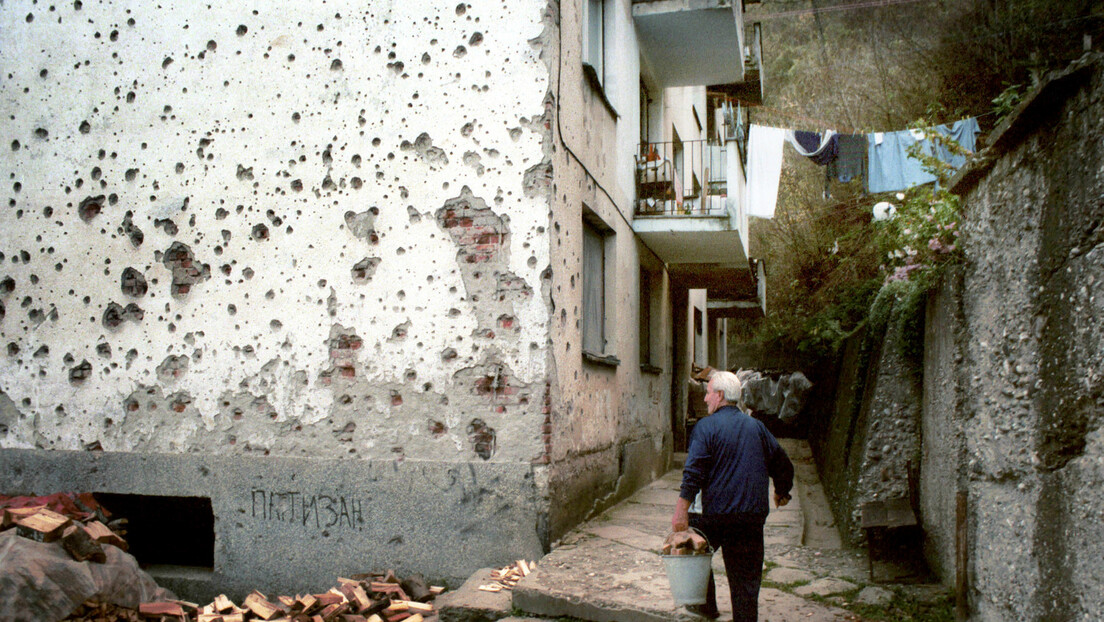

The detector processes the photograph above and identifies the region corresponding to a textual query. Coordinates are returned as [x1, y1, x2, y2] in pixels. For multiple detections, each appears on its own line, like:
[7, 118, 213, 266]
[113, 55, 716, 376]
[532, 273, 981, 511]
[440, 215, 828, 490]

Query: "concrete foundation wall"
[0, 449, 542, 602]
[918, 270, 962, 586]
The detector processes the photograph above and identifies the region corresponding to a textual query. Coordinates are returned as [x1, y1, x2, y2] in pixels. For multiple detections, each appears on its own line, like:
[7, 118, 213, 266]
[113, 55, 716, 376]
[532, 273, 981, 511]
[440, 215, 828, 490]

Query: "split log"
[14, 508, 72, 542]
[243, 591, 283, 620]
[61, 524, 107, 563]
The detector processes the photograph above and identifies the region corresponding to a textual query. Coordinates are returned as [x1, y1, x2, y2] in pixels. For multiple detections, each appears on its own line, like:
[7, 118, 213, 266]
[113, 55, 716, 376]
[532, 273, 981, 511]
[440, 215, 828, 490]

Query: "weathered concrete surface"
[947, 52, 1104, 621]
[436, 568, 513, 622]
[0, 449, 543, 603]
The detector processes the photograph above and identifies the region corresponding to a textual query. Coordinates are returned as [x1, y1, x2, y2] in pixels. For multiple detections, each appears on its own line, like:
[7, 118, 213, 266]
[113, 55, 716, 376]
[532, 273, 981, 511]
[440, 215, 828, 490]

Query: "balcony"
[633, 138, 758, 302]
[632, 0, 747, 88]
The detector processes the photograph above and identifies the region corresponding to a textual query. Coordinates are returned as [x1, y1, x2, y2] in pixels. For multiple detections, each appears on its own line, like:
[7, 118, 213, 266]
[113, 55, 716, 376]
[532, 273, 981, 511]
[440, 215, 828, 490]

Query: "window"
[583, 0, 605, 87]
[583, 209, 618, 365]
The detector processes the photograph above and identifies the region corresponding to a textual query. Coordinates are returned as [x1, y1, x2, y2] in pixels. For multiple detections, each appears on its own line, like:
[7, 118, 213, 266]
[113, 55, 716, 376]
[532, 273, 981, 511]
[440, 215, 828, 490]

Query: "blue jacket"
[680, 405, 794, 521]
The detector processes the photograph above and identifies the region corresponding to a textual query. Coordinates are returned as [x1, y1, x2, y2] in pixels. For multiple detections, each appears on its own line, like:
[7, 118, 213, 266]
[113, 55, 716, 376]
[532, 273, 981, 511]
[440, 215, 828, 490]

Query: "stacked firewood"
[0, 493, 128, 563]
[130, 571, 445, 622]
[476, 559, 536, 593]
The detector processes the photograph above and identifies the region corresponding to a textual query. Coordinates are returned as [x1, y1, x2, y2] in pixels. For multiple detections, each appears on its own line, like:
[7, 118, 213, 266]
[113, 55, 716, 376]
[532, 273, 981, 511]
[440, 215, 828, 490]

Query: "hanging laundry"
[746, 124, 786, 219]
[865, 129, 937, 193]
[785, 130, 839, 165]
[866, 118, 981, 193]
[932, 117, 980, 169]
[828, 134, 866, 183]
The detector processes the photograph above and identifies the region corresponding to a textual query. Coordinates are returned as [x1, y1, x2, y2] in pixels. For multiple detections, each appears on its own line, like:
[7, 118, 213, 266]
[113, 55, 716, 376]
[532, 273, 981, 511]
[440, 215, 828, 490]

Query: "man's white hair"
[709, 370, 744, 407]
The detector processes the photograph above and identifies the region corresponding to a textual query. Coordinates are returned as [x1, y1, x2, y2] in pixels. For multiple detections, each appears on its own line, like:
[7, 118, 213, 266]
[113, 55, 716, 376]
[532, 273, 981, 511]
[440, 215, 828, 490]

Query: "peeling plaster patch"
[522, 162, 553, 199]
[322, 325, 363, 383]
[436, 187, 533, 333]
[156, 355, 190, 382]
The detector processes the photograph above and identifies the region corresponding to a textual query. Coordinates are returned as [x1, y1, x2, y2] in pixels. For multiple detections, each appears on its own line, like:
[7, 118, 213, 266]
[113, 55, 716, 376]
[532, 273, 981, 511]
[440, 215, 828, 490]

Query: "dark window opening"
[95, 493, 214, 569]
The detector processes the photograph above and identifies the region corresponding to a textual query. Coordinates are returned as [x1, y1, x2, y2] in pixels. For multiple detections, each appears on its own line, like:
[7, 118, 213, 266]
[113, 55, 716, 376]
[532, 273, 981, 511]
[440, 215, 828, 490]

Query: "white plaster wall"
[0, 0, 553, 463]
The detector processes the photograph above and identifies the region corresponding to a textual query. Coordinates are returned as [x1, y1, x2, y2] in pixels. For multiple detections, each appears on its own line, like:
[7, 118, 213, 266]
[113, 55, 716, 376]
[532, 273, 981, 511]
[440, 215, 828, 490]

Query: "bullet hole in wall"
[467, 419, 496, 460]
[120, 267, 147, 297]
[78, 195, 104, 222]
[69, 360, 91, 386]
[155, 218, 178, 236]
[120, 212, 143, 248]
[351, 257, 381, 283]
[161, 242, 210, 298]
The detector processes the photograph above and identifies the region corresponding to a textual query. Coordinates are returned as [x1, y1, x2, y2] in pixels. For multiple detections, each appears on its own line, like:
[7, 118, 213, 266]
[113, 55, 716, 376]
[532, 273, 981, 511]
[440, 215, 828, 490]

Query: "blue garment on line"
[865, 118, 980, 193]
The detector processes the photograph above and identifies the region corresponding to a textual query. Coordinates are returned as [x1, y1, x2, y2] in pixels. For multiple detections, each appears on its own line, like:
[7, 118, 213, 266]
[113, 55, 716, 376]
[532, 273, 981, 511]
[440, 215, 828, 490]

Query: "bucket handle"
[664, 526, 714, 555]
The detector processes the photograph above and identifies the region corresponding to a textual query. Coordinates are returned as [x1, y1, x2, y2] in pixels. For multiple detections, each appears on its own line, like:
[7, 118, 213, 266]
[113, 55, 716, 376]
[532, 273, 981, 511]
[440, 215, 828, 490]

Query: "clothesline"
[744, 115, 982, 219]
[713, 94, 996, 135]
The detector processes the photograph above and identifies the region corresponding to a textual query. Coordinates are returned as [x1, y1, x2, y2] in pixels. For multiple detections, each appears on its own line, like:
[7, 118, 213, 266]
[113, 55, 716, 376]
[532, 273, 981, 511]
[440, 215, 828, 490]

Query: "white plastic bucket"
[661, 553, 713, 605]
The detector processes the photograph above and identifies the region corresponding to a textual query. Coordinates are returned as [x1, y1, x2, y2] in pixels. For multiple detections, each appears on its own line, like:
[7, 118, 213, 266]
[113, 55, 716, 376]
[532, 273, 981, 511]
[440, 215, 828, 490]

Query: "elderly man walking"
[671, 370, 794, 621]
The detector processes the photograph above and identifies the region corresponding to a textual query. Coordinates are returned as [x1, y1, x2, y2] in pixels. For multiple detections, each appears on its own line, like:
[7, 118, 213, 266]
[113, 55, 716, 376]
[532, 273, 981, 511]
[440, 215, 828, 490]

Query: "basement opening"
[95, 493, 214, 570]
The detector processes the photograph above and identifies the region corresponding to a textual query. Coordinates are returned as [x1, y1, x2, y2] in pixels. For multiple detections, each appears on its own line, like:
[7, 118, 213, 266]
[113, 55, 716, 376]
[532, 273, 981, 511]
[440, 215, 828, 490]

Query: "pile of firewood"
[1, 494, 128, 563]
[476, 559, 536, 593]
[132, 571, 444, 622]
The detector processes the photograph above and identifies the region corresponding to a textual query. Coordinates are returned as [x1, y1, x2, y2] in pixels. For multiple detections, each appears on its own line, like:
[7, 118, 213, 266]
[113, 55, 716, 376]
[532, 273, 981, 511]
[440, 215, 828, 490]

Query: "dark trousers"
[689, 514, 766, 622]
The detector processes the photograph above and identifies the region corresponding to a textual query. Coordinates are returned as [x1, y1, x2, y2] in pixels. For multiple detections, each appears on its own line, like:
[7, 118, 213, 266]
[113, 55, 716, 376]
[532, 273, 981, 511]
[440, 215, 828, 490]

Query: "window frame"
[582, 208, 619, 367]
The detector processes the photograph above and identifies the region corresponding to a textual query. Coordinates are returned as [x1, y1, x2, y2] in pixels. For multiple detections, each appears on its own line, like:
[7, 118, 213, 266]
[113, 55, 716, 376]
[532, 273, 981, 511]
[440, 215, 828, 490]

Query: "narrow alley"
[439, 439, 951, 622]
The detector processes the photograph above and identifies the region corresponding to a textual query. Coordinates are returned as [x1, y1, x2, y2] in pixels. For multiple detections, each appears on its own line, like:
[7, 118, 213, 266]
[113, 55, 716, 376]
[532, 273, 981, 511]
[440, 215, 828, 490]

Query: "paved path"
[440, 439, 944, 622]
[510, 440, 862, 621]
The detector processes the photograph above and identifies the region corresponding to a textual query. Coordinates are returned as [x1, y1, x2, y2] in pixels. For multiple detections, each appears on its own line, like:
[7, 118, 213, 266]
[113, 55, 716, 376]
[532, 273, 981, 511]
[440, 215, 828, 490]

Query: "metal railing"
[635, 139, 727, 216]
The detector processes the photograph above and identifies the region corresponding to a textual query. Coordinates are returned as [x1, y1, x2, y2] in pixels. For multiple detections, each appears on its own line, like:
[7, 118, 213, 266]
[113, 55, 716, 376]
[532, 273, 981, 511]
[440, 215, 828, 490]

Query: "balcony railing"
[635, 139, 727, 217]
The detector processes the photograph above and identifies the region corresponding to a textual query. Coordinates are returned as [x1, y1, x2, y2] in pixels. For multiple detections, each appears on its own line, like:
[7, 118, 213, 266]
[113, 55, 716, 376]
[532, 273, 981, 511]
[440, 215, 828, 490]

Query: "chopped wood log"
[369, 583, 409, 601]
[84, 520, 129, 550]
[342, 616, 368, 622]
[61, 523, 107, 563]
[244, 591, 283, 620]
[428, 586, 445, 596]
[517, 560, 530, 576]
[296, 594, 320, 614]
[365, 616, 384, 622]
[213, 595, 236, 613]
[319, 602, 348, 621]
[350, 585, 373, 612]
[278, 595, 297, 607]
[139, 601, 186, 617]
[222, 614, 245, 622]
[388, 601, 433, 614]
[197, 614, 223, 622]
[313, 592, 344, 607]
[14, 508, 72, 542]
[405, 615, 424, 622]
[1, 505, 46, 530]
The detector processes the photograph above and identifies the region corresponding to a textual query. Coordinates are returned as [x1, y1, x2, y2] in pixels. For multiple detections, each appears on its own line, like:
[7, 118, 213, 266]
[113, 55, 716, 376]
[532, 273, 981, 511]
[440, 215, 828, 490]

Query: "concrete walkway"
[440, 439, 931, 622]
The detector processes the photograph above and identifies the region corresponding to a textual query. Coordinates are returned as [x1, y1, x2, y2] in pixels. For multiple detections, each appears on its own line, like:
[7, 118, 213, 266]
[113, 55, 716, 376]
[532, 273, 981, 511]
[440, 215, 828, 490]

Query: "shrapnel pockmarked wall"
[0, 0, 557, 600]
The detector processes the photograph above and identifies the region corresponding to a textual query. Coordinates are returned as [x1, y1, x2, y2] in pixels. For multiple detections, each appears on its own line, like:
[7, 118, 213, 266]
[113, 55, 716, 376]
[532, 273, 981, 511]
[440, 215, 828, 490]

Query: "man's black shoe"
[686, 603, 721, 619]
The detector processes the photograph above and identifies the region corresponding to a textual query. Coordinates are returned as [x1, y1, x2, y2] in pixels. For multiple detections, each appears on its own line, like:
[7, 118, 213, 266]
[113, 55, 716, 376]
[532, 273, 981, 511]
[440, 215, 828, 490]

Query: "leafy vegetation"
[734, 0, 1101, 362]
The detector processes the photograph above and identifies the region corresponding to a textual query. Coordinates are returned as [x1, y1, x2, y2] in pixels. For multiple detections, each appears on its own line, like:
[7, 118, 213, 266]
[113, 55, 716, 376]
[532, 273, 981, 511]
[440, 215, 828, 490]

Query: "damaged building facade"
[0, 0, 764, 601]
